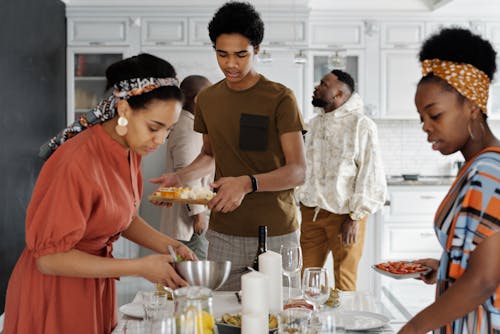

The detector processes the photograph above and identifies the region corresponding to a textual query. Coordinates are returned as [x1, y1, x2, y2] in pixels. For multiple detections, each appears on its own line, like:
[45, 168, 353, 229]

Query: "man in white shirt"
[159, 75, 212, 259]
[296, 70, 387, 291]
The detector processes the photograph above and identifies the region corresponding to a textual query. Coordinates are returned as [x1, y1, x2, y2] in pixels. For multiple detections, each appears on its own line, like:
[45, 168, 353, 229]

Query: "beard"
[312, 98, 327, 108]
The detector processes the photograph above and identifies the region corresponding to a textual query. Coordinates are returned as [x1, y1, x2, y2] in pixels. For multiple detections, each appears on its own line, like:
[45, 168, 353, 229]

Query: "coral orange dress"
[4, 125, 142, 334]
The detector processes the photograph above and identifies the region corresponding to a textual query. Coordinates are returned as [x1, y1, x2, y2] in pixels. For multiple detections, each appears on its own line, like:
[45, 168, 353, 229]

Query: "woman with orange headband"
[398, 28, 500, 334]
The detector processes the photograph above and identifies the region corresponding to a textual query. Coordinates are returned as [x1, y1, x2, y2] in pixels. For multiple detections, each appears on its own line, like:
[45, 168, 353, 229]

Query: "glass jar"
[173, 286, 218, 334]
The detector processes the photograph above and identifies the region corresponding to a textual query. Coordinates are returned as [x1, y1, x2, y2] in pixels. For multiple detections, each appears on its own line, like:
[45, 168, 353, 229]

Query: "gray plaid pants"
[206, 229, 299, 291]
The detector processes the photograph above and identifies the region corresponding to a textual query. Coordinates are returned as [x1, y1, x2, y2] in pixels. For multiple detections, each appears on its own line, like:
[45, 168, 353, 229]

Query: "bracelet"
[248, 175, 258, 193]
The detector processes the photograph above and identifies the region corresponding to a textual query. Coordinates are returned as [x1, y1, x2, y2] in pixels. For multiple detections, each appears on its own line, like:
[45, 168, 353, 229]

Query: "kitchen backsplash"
[375, 119, 500, 177]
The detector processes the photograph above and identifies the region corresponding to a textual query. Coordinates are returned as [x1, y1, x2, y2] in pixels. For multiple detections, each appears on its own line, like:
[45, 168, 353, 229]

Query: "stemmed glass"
[280, 244, 303, 302]
[302, 267, 330, 312]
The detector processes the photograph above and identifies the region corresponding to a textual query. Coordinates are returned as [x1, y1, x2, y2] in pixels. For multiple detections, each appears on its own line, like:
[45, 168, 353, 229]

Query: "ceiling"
[61, 0, 500, 16]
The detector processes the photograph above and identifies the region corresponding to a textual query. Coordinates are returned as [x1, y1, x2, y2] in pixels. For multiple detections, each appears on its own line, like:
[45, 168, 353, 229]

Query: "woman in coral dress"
[4, 53, 196, 334]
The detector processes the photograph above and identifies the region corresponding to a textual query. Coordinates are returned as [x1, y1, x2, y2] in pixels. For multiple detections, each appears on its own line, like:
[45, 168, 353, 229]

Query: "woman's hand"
[414, 258, 440, 284]
[149, 173, 183, 207]
[139, 254, 188, 289]
[175, 243, 198, 261]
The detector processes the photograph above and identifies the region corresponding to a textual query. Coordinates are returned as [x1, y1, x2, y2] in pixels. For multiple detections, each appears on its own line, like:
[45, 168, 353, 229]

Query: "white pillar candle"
[241, 271, 269, 315]
[241, 313, 269, 334]
[259, 250, 283, 313]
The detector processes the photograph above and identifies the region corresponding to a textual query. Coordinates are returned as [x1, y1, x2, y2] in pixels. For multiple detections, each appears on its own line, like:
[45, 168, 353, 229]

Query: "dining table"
[112, 286, 407, 333]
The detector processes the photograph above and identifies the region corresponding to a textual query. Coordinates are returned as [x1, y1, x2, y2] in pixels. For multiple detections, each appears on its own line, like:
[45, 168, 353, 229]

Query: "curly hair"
[419, 27, 497, 81]
[331, 69, 355, 93]
[208, 1, 264, 47]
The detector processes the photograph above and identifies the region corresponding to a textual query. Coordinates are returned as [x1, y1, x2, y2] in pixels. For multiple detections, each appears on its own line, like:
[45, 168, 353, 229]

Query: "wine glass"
[280, 244, 303, 302]
[302, 267, 330, 312]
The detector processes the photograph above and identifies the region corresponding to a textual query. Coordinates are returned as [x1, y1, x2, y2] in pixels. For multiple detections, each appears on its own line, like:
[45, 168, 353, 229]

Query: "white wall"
[376, 119, 500, 176]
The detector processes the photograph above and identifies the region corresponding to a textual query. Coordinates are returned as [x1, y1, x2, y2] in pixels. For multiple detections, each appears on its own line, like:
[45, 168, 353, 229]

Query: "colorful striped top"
[434, 147, 500, 334]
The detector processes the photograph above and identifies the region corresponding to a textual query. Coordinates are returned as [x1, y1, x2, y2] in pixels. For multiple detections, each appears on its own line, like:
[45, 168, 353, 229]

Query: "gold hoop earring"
[115, 116, 128, 136]
[467, 120, 475, 140]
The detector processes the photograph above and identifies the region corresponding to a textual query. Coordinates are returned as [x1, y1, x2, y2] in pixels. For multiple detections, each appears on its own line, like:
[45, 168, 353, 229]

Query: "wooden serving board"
[148, 194, 210, 205]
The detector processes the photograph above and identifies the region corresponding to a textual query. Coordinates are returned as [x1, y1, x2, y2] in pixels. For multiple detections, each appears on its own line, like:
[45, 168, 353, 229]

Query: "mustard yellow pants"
[300, 204, 367, 291]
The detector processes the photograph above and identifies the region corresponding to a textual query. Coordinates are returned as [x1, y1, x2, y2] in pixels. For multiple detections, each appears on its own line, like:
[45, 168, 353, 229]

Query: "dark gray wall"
[0, 0, 66, 314]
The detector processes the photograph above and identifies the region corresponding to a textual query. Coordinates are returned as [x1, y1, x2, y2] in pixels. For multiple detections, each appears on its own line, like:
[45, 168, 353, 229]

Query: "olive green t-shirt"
[194, 75, 305, 237]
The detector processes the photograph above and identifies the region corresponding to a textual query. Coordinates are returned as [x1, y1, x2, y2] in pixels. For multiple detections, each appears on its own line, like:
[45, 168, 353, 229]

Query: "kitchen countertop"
[386, 175, 455, 186]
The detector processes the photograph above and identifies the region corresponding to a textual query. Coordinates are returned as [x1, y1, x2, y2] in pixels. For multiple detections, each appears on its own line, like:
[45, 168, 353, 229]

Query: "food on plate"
[155, 283, 173, 299]
[324, 288, 341, 307]
[220, 313, 278, 329]
[375, 261, 430, 275]
[154, 186, 215, 201]
[284, 288, 340, 310]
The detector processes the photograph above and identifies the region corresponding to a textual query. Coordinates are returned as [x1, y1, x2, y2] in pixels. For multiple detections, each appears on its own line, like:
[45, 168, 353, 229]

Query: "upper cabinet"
[141, 18, 188, 46]
[380, 22, 425, 48]
[380, 49, 421, 119]
[68, 18, 131, 46]
[310, 21, 365, 48]
[262, 18, 308, 47]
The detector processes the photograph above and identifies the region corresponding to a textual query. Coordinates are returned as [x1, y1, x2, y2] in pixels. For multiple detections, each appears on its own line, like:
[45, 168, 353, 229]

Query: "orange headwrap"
[421, 58, 490, 114]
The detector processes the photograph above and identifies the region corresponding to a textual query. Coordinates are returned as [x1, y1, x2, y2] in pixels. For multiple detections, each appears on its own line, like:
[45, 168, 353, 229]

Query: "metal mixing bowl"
[176, 260, 232, 290]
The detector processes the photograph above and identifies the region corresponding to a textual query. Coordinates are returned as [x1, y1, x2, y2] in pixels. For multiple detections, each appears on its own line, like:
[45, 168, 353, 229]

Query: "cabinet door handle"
[420, 195, 436, 200]
[420, 232, 434, 238]
[89, 41, 103, 46]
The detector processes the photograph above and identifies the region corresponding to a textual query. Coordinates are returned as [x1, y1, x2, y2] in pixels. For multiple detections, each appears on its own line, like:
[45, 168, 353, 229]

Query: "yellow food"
[324, 288, 341, 307]
[220, 313, 278, 329]
[178, 307, 215, 334]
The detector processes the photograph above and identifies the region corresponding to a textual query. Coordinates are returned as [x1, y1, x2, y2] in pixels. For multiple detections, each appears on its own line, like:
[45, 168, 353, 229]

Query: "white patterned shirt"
[296, 93, 387, 220]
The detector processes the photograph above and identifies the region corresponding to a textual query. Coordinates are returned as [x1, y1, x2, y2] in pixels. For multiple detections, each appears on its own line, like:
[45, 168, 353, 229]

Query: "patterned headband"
[421, 59, 490, 114]
[39, 77, 179, 160]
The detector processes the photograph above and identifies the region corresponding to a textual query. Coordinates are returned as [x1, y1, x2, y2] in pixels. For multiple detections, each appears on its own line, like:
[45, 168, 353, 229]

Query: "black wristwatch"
[248, 175, 258, 193]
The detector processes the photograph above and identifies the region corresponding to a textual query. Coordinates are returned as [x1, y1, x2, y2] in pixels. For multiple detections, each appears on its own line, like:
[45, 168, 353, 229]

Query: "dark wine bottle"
[252, 225, 268, 270]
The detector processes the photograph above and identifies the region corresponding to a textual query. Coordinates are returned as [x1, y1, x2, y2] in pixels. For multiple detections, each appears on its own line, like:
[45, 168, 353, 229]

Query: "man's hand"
[208, 176, 250, 213]
[340, 218, 359, 246]
[193, 213, 208, 235]
[149, 172, 182, 188]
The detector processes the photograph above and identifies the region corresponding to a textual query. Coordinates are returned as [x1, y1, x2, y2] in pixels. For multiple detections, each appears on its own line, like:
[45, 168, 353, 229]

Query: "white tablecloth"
[113, 290, 398, 333]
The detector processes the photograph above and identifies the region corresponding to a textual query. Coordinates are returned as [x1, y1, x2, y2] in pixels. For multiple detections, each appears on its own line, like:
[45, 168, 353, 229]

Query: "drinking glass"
[142, 290, 172, 324]
[278, 308, 312, 334]
[302, 267, 330, 312]
[309, 309, 337, 334]
[280, 244, 302, 302]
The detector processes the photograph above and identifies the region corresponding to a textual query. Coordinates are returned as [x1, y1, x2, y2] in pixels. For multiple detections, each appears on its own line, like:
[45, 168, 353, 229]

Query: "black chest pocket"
[239, 113, 269, 151]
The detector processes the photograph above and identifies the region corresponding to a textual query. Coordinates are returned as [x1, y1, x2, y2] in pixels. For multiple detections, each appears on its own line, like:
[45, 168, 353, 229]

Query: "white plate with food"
[119, 303, 144, 319]
[372, 261, 432, 279]
[339, 311, 390, 331]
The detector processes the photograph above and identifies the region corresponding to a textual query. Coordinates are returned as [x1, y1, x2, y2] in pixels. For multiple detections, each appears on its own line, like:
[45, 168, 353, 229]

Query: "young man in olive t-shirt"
[151, 1, 306, 290]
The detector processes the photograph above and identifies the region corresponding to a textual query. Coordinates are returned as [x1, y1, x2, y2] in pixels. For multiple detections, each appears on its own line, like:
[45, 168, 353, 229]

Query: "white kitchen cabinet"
[141, 18, 188, 46]
[67, 48, 133, 123]
[382, 186, 445, 261]
[68, 18, 131, 46]
[263, 19, 308, 47]
[378, 185, 447, 317]
[380, 49, 421, 119]
[189, 17, 212, 46]
[310, 21, 365, 48]
[381, 22, 425, 48]
[485, 22, 500, 45]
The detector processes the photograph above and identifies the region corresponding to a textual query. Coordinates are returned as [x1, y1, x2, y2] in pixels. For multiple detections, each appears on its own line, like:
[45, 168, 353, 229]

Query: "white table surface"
[113, 289, 404, 333]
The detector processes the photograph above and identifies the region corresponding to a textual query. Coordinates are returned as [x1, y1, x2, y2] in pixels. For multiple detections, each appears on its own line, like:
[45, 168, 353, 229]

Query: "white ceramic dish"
[119, 302, 144, 319]
[371, 263, 432, 280]
[340, 311, 390, 331]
